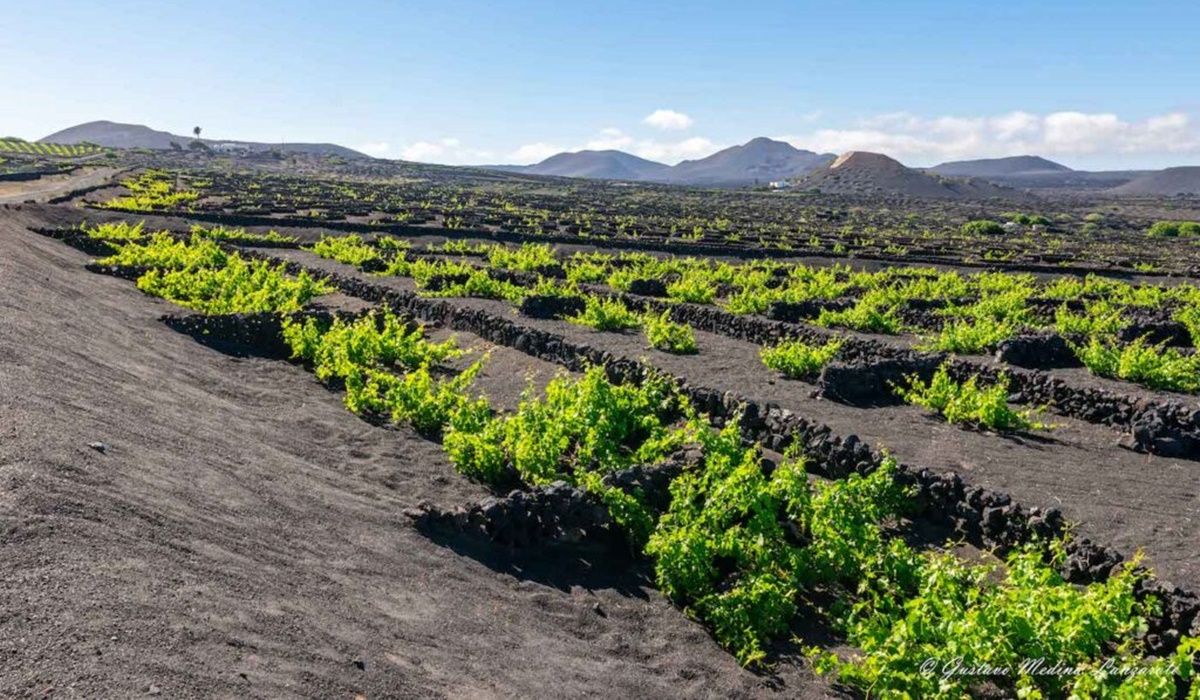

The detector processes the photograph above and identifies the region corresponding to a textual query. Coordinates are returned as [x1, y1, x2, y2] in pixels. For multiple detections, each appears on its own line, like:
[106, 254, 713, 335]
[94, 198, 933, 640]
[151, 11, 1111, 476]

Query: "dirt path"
[0, 213, 832, 698]
[0, 167, 120, 204]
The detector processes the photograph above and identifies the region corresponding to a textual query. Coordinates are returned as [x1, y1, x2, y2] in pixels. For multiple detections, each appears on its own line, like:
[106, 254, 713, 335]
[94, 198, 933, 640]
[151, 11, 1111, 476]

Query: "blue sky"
[3, 0, 1198, 168]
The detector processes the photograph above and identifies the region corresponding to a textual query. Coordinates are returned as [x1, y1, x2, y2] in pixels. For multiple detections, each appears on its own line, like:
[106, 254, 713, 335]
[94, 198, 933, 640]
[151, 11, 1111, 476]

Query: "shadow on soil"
[416, 519, 863, 697]
[416, 521, 654, 600]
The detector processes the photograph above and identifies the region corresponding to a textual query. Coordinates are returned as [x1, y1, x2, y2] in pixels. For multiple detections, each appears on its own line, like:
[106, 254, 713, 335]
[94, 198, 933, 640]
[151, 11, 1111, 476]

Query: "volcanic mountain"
[929, 155, 1071, 178]
[40, 120, 367, 159]
[1111, 167, 1200, 196]
[495, 138, 833, 186]
[516, 150, 671, 180]
[660, 137, 834, 186]
[796, 151, 1018, 198]
[927, 155, 1159, 190]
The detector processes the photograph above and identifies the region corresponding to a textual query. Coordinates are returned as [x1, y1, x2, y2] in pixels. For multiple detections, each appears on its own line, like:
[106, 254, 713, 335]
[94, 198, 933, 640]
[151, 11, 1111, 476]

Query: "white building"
[211, 142, 248, 154]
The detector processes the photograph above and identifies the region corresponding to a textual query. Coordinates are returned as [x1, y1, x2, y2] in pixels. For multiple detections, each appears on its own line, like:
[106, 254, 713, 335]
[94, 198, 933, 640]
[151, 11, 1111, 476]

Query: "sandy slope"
[0, 211, 835, 698]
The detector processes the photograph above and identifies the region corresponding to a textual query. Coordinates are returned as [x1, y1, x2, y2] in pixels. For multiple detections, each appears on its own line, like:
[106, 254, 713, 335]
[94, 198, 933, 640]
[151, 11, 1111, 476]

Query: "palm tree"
[193, 126, 202, 140]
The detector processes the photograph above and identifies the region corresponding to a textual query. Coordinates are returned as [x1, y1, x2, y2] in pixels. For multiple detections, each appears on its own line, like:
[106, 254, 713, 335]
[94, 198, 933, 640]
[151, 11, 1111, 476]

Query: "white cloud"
[354, 141, 391, 157]
[399, 137, 493, 164]
[400, 141, 446, 162]
[509, 142, 565, 164]
[643, 109, 694, 131]
[633, 136, 718, 162]
[991, 111, 1039, 140]
[779, 110, 1200, 166]
[1041, 112, 1125, 153]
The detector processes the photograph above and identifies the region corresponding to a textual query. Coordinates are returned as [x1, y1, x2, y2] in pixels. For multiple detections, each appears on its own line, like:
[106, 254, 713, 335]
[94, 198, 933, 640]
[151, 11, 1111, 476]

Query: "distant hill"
[796, 151, 1018, 199]
[1111, 167, 1200, 196]
[499, 142, 1156, 192]
[661, 137, 834, 186]
[519, 150, 671, 180]
[39, 120, 368, 159]
[929, 155, 1071, 177]
[926, 155, 1156, 190]
[981, 170, 1146, 190]
[492, 137, 833, 186]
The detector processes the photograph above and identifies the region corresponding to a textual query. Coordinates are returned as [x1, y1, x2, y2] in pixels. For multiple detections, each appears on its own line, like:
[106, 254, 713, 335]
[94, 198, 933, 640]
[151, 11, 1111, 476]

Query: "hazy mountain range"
[498, 143, 1200, 196]
[490, 140, 1199, 196]
[37, 120, 1200, 196]
[494, 150, 673, 181]
[40, 120, 367, 159]
[1111, 167, 1200, 195]
[490, 137, 836, 186]
[927, 155, 1156, 190]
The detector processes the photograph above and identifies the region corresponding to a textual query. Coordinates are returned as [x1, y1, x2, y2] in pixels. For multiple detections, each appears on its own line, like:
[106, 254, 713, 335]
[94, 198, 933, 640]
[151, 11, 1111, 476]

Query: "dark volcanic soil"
[449, 295, 1200, 587]
[262, 247, 1200, 588]
[0, 212, 839, 698]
